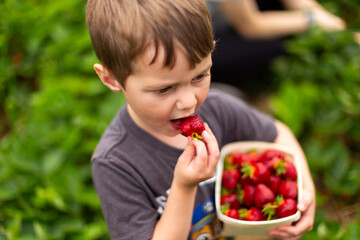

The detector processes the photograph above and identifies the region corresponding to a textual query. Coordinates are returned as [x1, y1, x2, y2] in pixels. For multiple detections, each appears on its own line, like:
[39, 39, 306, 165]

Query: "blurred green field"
[1, 0, 360, 239]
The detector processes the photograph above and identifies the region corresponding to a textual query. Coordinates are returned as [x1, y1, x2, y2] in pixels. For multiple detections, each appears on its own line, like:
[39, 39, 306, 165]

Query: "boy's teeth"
[172, 119, 181, 125]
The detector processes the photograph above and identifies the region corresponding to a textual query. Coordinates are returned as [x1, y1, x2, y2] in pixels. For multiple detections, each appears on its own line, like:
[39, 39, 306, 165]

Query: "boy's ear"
[94, 63, 123, 92]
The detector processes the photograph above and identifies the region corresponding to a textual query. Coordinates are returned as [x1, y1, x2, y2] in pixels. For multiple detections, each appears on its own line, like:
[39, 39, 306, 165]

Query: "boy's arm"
[269, 120, 316, 239]
[151, 124, 219, 240]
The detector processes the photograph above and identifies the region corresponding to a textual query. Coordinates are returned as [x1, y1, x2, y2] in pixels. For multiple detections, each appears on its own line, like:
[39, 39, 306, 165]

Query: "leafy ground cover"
[1, 0, 359, 239]
[270, 26, 360, 240]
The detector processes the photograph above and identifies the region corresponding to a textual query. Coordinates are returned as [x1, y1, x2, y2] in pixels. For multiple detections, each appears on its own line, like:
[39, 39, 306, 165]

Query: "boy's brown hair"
[86, 0, 215, 88]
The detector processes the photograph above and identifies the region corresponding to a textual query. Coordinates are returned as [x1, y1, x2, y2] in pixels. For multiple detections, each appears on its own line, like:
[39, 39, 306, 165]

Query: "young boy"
[86, 0, 315, 239]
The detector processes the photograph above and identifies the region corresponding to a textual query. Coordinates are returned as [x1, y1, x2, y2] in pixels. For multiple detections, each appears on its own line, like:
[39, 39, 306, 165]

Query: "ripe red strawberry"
[239, 207, 266, 221]
[220, 193, 241, 209]
[224, 152, 238, 170]
[271, 159, 297, 180]
[222, 169, 240, 190]
[254, 183, 275, 208]
[179, 115, 205, 140]
[241, 162, 270, 185]
[258, 149, 285, 167]
[237, 151, 259, 167]
[226, 209, 240, 219]
[276, 198, 298, 218]
[267, 174, 282, 194]
[283, 161, 297, 180]
[239, 184, 256, 207]
[278, 180, 298, 199]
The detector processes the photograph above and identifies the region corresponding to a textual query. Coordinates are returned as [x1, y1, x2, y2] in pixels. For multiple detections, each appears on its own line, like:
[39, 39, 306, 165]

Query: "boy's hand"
[174, 123, 219, 188]
[268, 189, 315, 240]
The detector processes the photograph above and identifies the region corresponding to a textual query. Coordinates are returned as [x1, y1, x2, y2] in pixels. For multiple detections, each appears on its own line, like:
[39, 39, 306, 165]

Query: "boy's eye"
[193, 73, 210, 81]
[156, 86, 173, 94]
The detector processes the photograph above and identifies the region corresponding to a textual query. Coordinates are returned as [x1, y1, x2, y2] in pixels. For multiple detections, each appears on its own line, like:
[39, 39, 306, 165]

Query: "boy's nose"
[176, 87, 197, 111]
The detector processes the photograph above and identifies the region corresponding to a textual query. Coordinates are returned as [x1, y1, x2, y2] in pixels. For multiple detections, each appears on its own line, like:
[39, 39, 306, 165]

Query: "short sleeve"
[92, 157, 158, 240]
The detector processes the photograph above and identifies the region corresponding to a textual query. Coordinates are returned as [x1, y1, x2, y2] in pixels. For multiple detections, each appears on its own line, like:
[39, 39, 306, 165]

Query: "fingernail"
[202, 130, 209, 138]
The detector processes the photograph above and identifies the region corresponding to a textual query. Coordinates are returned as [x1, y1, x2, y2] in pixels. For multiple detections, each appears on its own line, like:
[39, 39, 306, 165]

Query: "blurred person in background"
[207, 0, 350, 100]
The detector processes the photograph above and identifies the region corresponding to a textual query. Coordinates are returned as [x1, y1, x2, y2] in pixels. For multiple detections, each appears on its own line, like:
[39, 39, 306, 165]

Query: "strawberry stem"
[191, 133, 203, 140]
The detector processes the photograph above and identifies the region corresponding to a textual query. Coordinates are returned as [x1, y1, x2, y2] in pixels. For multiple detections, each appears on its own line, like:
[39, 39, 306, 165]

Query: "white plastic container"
[215, 141, 303, 238]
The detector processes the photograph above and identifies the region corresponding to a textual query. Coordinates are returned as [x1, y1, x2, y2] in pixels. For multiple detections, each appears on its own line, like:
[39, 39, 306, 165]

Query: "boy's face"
[123, 44, 212, 139]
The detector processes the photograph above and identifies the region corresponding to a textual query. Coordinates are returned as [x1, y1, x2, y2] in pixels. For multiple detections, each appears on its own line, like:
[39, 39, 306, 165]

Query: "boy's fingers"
[298, 190, 313, 212]
[192, 138, 208, 166]
[201, 123, 219, 169]
[179, 137, 196, 163]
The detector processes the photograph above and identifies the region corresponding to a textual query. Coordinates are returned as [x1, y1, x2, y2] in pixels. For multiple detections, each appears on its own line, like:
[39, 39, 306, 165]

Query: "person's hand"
[173, 123, 219, 188]
[268, 189, 315, 240]
[312, 8, 346, 31]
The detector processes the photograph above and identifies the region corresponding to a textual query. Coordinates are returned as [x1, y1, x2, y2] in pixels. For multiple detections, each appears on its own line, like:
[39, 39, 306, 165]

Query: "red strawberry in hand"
[179, 115, 205, 140]
[254, 183, 275, 208]
[222, 169, 240, 190]
[276, 198, 298, 218]
[278, 180, 298, 199]
[239, 207, 266, 221]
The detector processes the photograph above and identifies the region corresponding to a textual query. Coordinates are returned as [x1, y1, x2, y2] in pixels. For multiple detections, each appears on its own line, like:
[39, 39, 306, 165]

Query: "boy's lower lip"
[170, 120, 181, 130]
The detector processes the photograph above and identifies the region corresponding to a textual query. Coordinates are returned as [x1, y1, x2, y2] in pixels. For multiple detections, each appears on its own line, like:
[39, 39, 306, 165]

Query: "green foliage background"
[0, 0, 359, 239]
[0, 0, 124, 239]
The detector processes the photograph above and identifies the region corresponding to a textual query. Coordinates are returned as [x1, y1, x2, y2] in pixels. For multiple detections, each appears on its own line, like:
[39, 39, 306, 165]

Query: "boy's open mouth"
[170, 115, 193, 130]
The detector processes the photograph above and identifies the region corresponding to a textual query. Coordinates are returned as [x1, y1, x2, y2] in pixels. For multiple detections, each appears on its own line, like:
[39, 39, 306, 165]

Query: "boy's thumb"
[298, 190, 313, 212]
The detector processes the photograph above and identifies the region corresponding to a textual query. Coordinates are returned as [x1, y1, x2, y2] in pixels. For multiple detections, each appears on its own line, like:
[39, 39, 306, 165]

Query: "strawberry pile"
[220, 149, 298, 221]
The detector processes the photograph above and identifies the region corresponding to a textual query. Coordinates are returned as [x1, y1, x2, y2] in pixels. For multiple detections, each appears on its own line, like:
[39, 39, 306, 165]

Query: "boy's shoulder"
[91, 106, 129, 161]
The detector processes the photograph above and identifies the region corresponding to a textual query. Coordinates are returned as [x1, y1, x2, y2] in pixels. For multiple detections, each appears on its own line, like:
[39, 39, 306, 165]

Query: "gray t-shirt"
[91, 90, 277, 240]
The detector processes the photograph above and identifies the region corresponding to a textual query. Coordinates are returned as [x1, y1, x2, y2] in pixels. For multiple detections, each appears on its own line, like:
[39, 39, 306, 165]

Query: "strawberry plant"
[0, 0, 126, 239]
[270, 5, 360, 236]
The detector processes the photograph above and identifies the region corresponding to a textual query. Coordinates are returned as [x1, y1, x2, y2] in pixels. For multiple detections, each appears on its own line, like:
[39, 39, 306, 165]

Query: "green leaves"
[270, 10, 360, 239]
[0, 0, 125, 239]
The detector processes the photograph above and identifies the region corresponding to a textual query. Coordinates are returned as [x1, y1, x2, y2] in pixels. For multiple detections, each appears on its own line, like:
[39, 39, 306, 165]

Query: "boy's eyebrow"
[201, 62, 213, 73]
[145, 62, 213, 90]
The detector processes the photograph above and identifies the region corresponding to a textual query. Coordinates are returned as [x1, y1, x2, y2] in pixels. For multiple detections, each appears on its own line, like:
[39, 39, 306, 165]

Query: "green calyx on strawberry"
[221, 203, 239, 219]
[271, 158, 298, 180]
[239, 207, 266, 221]
[262, 203, 278, 220]
[241, 162, 270, 184]
[258, 149, 285, 167]
[179, 115, 205, 140]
